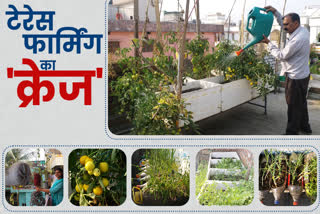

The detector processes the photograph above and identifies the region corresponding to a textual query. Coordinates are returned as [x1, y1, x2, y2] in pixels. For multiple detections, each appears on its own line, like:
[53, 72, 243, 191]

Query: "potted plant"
[133, 149, 189, 206]
[287, 152, 305, 206]
[259, 152, 272, 203]
[262, 150, 287, 205]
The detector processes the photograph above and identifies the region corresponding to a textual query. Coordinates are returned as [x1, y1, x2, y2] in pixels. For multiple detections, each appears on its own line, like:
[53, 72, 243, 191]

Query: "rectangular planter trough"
[180, 76, 262, 124]
[180, 79, 222, 125]
[210, 152, 240, 160]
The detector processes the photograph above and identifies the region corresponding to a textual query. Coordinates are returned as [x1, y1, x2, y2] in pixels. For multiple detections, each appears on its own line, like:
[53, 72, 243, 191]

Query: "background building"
[108, 0, 156, 22]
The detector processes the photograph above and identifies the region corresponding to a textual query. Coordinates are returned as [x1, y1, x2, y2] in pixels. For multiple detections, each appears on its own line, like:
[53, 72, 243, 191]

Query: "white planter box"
[221, 79, 252, 111]
[180, 76, 267, 125]
[181, 80, 221, 123]
[210, 152, 240, 160]
[197, 151, 247, 203]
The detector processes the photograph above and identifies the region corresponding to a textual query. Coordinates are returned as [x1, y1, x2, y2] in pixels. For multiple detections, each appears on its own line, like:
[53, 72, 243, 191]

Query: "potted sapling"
[264, 150, 287, 205]
[259, 151, 272, 203]
[287, 152, 305, 206]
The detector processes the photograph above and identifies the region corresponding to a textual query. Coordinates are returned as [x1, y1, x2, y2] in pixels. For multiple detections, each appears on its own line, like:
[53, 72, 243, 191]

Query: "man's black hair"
[283, 13, 300, 24]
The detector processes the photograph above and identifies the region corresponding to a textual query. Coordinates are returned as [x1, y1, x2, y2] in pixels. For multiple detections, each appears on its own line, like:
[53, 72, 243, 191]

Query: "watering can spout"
[235, 49, 243, 56]
[236, 37, 260, 56]
[237, 7, 273, 56]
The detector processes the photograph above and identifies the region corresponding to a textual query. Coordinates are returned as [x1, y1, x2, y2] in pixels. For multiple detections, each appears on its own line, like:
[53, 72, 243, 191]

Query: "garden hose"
[132, 186, 143, 205]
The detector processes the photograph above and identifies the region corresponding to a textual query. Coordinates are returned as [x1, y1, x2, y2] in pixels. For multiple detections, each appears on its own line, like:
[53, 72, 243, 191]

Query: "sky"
[23, 148, 46, 161]
[161, 0, 320, 22]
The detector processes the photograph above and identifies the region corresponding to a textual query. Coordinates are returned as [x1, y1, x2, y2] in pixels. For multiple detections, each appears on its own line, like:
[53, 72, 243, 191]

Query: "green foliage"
[212, 41, 275, 98]
[196, 162, 208, 196]
[111, 34, 198, 135]
[69, 149, 126, 206]
[260, 150, 287, 188]
[198, 181, 254, 206]
[212, 158, 243, 169]
[310, 63, 320, 75]
[5, 149, 36, 169]
[186, 36, 212, 79]
[209, 174, 245, 181]
[196, 155, 253, 205]
[141, 149, 190, 204]
[287, 152, 305, 185]
[301, 156, 317, 203]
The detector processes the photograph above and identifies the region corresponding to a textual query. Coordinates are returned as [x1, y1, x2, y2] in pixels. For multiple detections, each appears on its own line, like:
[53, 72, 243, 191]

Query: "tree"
[5, 149, 36, 169]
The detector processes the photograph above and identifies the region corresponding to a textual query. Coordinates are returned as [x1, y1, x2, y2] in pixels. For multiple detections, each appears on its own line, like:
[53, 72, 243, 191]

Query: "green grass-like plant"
[196, 162, 208, 196]
[141, 149, 190, 204]
[300, 156, 317, 203]
[198, 181, 254, 206]
[212, 158, 243, 169]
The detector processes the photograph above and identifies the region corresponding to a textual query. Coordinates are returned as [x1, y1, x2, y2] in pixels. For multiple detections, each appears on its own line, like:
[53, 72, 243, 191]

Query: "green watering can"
[236, 7, 274, 56]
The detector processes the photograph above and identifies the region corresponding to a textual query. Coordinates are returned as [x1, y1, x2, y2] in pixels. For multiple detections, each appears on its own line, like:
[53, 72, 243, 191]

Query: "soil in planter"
[209, 174, 245, 181]
[218, 79, 232, 84]
[182, 87, 202, 94]
[138, 193, 189, 206]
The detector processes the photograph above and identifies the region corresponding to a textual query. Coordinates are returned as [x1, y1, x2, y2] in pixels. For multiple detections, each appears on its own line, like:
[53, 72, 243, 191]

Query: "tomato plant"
[186, 36, 213, 79]
[69, 149, 126, 206]
[110, 33, 198, 135]
[212, 41, 275, 98]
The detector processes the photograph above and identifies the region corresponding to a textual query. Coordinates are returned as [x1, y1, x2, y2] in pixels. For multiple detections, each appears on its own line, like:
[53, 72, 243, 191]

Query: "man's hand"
[260, 34, 270, 44]
[264, 5, 277, 14]
[35, 186, 41, 192]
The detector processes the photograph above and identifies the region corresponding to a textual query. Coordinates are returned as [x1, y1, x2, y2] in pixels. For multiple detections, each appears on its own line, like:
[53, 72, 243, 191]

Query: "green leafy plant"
[209, 174, 245, 181]
[212, 41, 275, 98]
[110, 34, 198, 135]
[261, 150, 287, 189]
[300, 156, 317, 203]
[186, 36, 213, 79]
[196, 162, 208, 196]
[68, 149, 126, 206]
[259, 152, 272, 190]
[212, 158, 243, 169]
[287, 152, 305, 185]
[140, 149, 190, 204]
[198, 181, 254, 206]
[310, 63, 320, 75]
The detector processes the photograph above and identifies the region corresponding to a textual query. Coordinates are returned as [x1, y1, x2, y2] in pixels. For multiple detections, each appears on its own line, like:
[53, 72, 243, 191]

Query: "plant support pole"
[176, 0, 190, 99]
[154, 0, 162, 43]
[196, 0, 200, 37]
[134, 0, 139, 57]
[240, 0, 247, 47]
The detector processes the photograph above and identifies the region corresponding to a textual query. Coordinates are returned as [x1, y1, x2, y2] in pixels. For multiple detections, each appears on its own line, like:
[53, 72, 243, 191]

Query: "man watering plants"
[35, 168, 64, 206]
[261, 5, 312, 135]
